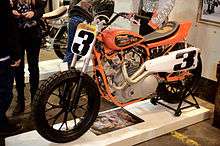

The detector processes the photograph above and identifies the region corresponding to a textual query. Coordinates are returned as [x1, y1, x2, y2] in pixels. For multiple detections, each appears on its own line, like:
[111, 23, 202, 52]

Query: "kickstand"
[150, 87, 200, 117]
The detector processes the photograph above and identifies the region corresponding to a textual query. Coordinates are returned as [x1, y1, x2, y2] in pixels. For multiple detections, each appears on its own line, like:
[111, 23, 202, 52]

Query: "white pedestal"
[24, 59, 93, 83]
[24, 59, 62, 83]
[6, 99, 211, 146]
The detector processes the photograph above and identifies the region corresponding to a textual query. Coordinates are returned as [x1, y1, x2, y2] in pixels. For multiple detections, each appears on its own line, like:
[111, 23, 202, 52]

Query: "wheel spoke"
[52, 111, 64, 126]
[47, 102, 60, 107]
[78, 102, 87, 107]
[70, 111, 77, 126]
[58, 110, 69, 131]
[51, 92, 59, 97]
[58, 122, 65, 131]
[58, 86, 64, 96]
[65, 121, 69, 130]
[45, 106, 61, 112]
[77, 105, 87, 111]
[171, 87, 176, 93]
[47, 109, 64, 124]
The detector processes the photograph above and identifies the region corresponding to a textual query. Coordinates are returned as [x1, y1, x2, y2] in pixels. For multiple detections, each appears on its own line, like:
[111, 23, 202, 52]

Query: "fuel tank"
[101, 28, 144, 51]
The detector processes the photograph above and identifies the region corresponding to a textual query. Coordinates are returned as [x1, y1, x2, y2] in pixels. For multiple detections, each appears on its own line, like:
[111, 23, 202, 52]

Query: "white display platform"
[24, 59, 93, 83]
[24, 59, 62, 83]
[6, 99, 211, 146]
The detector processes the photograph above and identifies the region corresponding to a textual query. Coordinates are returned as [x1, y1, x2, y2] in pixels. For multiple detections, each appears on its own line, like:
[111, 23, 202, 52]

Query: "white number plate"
[71, 23, 97, 56]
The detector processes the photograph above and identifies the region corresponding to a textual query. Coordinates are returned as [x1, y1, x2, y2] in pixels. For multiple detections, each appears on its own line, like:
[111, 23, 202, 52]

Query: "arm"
[148, 0, 175, 29]
[69, 0, 82, 6]
[69, 0, 82, 16]
[32, 0, 47, 20]
[8, 4, 21, 62]
[68, 0, 93, 17]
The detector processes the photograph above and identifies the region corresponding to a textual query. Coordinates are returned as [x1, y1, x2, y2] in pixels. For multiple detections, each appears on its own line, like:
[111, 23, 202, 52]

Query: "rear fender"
[145, 47, 200, 73]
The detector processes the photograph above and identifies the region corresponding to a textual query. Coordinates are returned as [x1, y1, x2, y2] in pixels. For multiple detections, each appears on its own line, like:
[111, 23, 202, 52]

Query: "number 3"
[72, 30, 95, 56]
[173, 50, 196, 71]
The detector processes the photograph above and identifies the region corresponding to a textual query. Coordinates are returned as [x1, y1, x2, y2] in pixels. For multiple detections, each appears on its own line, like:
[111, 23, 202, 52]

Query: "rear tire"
[32, 70, 100, 143]
[53, 25, 67, 59]
[157, 43, 202, 104]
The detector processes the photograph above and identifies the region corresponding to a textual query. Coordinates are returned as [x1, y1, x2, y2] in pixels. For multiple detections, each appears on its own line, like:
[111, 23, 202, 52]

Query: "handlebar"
[94, 12, 151, 32]
[134, 14, 150, 20]
[105, 12, 150, 26]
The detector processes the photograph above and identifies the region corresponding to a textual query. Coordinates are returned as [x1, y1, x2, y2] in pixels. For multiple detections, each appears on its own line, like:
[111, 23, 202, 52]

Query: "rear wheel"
[32, 70, 100, 143]
[156, 43, 202, 103]
[53, 25, 68, 59]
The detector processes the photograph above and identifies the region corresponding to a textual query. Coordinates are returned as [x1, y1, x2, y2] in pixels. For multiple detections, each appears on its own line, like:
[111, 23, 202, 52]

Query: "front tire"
[32, 70, 100, 143]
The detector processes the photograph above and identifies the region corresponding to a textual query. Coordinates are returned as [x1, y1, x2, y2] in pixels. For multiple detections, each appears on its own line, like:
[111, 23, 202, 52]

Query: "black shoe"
[0, 122, 22, 136]
[12, 102, 25, 116]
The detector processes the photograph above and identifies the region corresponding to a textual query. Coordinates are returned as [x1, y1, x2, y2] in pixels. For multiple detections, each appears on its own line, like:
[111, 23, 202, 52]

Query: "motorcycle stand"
[150, 88, 200, 117]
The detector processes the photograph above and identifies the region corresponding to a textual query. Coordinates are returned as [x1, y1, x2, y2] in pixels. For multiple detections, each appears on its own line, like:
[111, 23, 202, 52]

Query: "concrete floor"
[1, 50, 220, 146]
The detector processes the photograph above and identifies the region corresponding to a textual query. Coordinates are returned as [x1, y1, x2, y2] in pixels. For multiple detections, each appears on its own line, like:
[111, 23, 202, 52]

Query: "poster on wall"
[198, 0, 220, 26]
[90, 108, 144, 135]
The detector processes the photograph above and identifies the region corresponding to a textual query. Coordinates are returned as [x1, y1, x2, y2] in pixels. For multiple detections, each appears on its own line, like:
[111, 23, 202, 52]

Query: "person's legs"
[63, 16, 85, 66]
[13, 49, 25, 115]
[24, 27, 41, 101]
[26, 45, 40, 101]
[0, 59, 22, 135]
[139, 10, 154, 36]
[0, 60, 13, 124]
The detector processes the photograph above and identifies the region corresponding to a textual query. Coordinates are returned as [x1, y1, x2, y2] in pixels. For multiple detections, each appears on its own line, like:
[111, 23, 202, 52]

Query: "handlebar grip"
[134, 14, 150, 20]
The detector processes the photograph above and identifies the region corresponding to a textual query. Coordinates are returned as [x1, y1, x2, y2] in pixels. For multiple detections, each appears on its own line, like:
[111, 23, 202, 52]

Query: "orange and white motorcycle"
[32, 8, 202, 143]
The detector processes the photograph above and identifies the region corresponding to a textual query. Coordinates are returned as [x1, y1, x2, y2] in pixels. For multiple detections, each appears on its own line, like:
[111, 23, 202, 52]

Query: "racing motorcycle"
[40, 5, 68, 59]
[32, 7, 202, 143]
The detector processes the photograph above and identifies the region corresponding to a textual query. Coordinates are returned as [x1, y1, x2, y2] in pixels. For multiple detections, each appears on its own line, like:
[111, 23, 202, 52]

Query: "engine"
[102, 46, 159, 102]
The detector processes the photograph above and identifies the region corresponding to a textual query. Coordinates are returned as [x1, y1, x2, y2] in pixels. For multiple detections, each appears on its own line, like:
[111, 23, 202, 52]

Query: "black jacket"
[69, 0, 93, 18]
[0, 0, 20, 61]
[12, 0, 46, 24]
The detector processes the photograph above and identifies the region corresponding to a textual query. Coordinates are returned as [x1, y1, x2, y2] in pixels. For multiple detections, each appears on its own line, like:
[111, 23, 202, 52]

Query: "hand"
[12, 10, 21, 17]
[23, 11, 35, 19]
[81, 2, 92, 10]
[123, 12, 135, 20]
[11, 59, 21, 67]
[123, 13, 140, 25]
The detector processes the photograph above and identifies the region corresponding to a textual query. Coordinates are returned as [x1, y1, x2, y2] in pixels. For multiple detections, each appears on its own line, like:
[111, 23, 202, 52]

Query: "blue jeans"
[63, 16, 85, 65]
[0, 59, 14, 127]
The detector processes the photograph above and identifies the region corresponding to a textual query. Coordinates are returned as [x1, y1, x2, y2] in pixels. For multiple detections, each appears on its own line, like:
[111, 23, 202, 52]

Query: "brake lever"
[130, 17, 140, 25]
[120, 13, 140, 25]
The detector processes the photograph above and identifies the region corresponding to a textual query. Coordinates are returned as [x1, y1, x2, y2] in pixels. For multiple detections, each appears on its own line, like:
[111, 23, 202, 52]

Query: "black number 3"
[174, 50, 196, 71]
[72, 30, 95, 56]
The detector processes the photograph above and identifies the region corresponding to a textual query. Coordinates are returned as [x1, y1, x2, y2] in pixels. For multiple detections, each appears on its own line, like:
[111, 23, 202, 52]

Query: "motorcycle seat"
[68, 6, 94, 23]
[144, 21, 179, 43]
[43, 6, 67, 19]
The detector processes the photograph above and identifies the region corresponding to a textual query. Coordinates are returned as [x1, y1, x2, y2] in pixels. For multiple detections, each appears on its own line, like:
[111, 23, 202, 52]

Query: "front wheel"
[32, 70, 100, 143]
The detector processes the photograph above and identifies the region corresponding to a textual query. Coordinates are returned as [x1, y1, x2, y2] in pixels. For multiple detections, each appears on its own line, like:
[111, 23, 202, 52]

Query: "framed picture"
[198, 0, 220, 26]
[90, 108, 144, 135]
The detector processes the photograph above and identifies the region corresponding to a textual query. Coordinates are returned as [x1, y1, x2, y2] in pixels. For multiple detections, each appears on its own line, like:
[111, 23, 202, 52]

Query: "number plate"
[71, 23, 97, 56]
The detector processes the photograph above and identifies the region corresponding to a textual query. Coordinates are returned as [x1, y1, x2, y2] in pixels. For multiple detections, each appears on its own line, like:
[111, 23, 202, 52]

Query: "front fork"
[68, 53, 91, 110]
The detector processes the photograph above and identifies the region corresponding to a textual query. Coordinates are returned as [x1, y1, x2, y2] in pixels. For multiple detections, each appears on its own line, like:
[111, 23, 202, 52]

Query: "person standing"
[63, 0, 114, 65]
[0, 0, 22, 135]
[63, 0, 94, 65]
[138, 0, 176, 35]
[11, 0, 46, 115]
